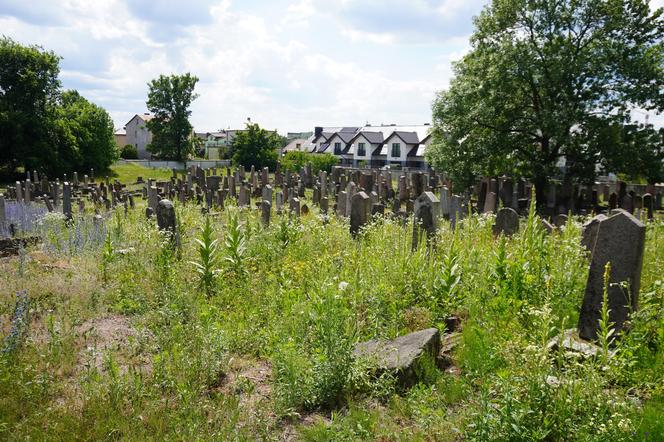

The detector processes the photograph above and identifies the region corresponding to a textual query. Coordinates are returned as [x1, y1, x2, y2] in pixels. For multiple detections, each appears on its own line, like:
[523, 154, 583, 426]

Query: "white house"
[125, 113, 154, 159]
[382, 131, 420, 165]
[348, 131, 384, 167]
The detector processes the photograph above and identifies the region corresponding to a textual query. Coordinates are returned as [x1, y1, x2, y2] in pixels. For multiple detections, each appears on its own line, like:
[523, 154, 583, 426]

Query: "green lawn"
[104, 162, 175, 184]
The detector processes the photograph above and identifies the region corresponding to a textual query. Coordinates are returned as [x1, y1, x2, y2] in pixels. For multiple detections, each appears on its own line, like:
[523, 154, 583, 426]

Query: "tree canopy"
[0, 37, 118, 178]
[427, 0, 664, 199]
[231, 123, 280, 170]
[146, 73, 199, 161]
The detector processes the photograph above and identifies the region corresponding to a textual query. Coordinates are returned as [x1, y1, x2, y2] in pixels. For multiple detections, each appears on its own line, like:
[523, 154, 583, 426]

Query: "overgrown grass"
[0, 196, 662, 440]
[104, 162, 175, 184]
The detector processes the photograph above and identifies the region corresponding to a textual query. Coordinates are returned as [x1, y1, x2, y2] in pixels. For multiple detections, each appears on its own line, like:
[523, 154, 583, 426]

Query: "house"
[125, 113, 154, 159]
[113, 128, 127, 149]
[204, 129, 247, 159]
[301, 124, 432, 169]
[282, 138, 309, 154]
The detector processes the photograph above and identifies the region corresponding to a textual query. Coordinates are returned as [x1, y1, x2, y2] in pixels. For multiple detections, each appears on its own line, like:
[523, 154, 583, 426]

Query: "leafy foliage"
[146, 73, 199, 161]
[427, 0, 664, 196]
[120, 144, 138, 160]
[280, 151, 339, 174]
[230, 123, 280, 170]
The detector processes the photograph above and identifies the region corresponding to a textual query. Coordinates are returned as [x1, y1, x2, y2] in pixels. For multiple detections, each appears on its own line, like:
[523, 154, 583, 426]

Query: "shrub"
[281, 151, 339, 174]
[120, 144, 139, 159]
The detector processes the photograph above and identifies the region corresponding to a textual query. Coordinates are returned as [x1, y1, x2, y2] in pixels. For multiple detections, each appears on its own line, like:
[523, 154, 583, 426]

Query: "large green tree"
[427, 0, 664, 200]
[231, 123, 280, 170]
[53, 90, 118, 173]
[0, 37, 60, 177]
[146, 73, 199, 161]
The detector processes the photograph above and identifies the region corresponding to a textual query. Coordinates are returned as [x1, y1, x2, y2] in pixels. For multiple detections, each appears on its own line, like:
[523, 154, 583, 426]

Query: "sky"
[1, 0, 662, 133]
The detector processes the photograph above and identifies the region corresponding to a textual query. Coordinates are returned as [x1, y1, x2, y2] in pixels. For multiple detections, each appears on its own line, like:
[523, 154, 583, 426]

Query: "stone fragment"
[353, 328, 441, 388]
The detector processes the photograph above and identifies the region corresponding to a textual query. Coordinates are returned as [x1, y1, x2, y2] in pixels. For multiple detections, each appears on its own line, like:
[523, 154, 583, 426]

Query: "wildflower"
[2, 290, 30, 354]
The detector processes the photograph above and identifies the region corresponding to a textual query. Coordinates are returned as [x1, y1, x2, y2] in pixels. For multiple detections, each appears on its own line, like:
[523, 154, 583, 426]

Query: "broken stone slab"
[0, 236, 40, 258]
[353, 328, 441, 388]
[547, 329, 615, 360]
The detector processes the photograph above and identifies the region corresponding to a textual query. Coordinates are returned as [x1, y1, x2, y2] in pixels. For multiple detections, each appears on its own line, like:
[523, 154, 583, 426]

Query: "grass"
[0, 194, 662, 440]
[103, 162, 175, 184]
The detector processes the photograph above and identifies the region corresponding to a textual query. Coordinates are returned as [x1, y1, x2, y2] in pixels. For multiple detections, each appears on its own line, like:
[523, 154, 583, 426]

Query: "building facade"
[125, 113, 154, 160]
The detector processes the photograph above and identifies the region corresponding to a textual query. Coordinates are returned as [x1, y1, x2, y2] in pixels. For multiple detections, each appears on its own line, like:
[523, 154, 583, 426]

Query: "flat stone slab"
[353, 328, 440, 388]
[547, 329, 615, 360]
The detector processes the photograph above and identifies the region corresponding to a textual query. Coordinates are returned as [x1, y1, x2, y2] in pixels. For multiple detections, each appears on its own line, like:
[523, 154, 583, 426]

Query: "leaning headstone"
[492, 207, 519, 236]
[541, 218, 555, 234]
[553, 214, 568, 227]
[350, 191, 370, 237]
[578, 211, 646, 341]
[412, 191, 440, 250]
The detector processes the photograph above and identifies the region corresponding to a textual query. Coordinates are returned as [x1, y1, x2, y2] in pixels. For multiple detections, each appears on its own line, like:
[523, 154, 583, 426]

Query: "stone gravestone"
[483, 191, 497, 214]
[0, 194, 5, 231]
[261, 200, 271, 227]
[578, 210, 646, 341]
[63, 182, 72, 220]
[492, 207, 519, 236]
[320, 196, 329, 215]
[581, 214, 607, 251]
[350, 191, 370, 237]
[156, 200, 177, 245]
[642, 193, 654, 220]
[412, 191, 440, 250]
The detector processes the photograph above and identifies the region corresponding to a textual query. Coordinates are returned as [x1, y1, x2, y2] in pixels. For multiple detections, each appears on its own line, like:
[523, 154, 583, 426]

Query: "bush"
[281, 151, 339, 174]
[120, 144, 138, 159]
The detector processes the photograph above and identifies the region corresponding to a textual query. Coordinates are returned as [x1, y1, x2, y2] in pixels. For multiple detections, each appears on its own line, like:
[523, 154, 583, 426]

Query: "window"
[358, 142, 366, 156]
[334, 142, 342, 154]
[296, 143, 301, 150]
[391, 143, 401, 157]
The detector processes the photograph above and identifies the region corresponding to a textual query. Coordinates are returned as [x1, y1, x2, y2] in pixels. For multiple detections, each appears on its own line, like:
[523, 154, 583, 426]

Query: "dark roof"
[407, 145, 419, 157]
[349, 131, 384, 145]
[372, 144, 385, 156]
[317, 143, 330, 153]
[333, 131, 356, 144]
[387, 131, 420, 145]
[312, 131, 334, 143]
[340, 127, 360, 133]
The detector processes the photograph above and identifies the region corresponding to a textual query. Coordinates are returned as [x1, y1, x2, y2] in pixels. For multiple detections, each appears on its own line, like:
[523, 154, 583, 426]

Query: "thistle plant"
[190, 216, 219, 298]
[224, 212, 247, 277]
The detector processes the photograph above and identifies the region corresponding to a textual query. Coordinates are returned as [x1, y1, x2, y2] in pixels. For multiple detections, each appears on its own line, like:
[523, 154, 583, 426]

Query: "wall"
[116, 159, 231, 169]
[125, 116, 153, 160]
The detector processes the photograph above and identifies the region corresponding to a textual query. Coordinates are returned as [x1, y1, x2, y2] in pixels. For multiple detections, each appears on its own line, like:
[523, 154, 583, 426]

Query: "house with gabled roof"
[348, 131, 384, 167]
[125, 113, 154, 159]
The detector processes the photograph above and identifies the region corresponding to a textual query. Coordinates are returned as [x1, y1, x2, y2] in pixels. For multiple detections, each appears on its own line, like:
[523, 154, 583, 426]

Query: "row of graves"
[0, 164, 661, 364]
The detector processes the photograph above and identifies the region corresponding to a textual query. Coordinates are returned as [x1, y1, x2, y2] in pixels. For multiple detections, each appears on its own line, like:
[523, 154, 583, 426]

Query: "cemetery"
[0, 162, 663, 439]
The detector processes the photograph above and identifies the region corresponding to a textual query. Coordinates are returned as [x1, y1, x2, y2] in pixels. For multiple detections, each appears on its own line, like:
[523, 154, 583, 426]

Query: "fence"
[116, 159, 231, 170]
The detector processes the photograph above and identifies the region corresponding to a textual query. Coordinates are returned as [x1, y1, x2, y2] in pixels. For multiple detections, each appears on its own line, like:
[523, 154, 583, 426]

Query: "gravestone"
[0, 195, 5, 231]
[412, 191, 440, 250]
[320, 196, 329, 215]
[261, 200, 271, 227]
[350, 191, 370, 237]
[337, 191, 347, 217]
[275, 192, 284, 213]
[289, 197, 300, 217]
[483, 191, 497, 214]
[581, 214, 607, 251]
[238, 185, 249, 208]
[63, 182, 72, 220]
[578, 211, 646, 341]
[156, 199, 176, 233]
[492, 207, 519, 236]
[553, 214, 568, 227]
[541, 218, 554, 234]
[642, 193, 653, 220]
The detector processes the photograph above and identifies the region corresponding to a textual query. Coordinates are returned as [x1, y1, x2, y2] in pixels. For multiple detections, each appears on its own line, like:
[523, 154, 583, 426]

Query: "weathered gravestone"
[63, 182, 72, 220]
[0, 195, 5, 231]
[156, 199, 177, 235]
[578, 210, 646, 341]
[350, 191, 370, 237]
[581, 214, 607, 251]
[483, 191, 497, 214]
[492, 207, 519, 236]
[412, 191, 440, 250]
[261, 200, 271, 227]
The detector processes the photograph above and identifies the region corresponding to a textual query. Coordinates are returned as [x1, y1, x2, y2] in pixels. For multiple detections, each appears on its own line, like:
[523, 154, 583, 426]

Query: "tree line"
[0, 37, 117, 180]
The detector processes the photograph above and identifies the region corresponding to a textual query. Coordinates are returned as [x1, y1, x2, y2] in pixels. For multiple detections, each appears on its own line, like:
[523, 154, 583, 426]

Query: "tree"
[231, 123, 280, 170]
[146, 73, 199, 161]
[0, 37, 60, 177]
[55, 90, 118, 173]
[427, 0, 664, 201]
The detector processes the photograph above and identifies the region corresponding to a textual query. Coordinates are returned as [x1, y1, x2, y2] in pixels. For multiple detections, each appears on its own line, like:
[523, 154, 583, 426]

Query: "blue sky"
[1, 0, 662, 133]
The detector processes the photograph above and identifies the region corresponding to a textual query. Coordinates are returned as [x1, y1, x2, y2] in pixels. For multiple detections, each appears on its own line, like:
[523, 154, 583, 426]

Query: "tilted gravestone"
[578, 210, 646, 341]
[492, 207, 519, 236]
[412, 191, 440, 250]
[350, 191, 370, 237]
